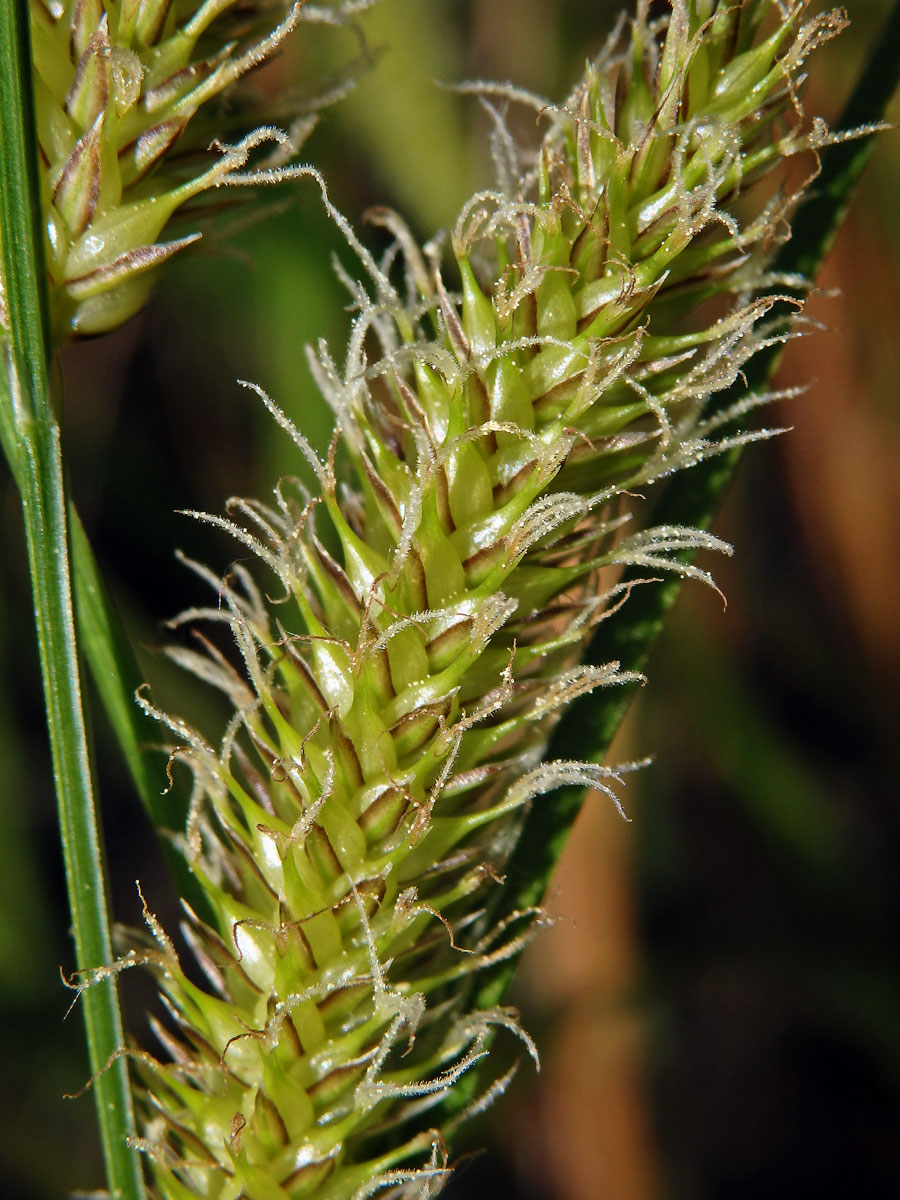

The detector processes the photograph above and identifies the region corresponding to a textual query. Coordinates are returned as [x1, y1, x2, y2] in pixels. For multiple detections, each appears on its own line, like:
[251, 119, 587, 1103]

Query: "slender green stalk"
[0, 4, 145, 1197]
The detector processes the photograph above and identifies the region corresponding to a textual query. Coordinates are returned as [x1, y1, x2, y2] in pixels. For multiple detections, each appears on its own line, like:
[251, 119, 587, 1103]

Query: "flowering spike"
[24, 0, 373, 338]
[127, 2, 862, 1195]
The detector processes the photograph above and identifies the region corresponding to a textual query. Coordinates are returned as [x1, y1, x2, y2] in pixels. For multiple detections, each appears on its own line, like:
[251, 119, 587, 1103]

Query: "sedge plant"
[1, 1, 898, 1198]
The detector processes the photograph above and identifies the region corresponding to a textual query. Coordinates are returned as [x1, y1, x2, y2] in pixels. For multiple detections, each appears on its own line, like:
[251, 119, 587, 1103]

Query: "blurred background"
[1, 2, 898, 1196]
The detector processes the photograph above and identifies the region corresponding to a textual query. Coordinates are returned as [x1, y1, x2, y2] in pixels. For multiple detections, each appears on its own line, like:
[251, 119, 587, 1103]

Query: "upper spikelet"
[27, 0, 370, 337]
[99, 3, 850, 1196]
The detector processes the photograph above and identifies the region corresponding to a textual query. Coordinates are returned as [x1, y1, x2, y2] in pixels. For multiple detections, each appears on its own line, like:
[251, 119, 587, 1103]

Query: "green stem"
[0, 4, 145, 1197]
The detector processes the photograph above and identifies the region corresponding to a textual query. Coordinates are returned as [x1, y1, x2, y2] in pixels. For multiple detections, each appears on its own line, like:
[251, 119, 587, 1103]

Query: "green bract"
[27, 0, 367, 337]
[112, 2, 849, 1196]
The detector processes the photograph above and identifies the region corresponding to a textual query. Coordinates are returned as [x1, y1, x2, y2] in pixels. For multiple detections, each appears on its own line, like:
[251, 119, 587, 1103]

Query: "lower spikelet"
[105, 3, 855, 1195]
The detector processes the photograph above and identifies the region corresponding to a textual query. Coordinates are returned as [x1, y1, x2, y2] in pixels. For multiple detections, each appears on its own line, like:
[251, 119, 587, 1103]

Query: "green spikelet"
[26, 0, 367, 338]
[121, 2, 851, 1195]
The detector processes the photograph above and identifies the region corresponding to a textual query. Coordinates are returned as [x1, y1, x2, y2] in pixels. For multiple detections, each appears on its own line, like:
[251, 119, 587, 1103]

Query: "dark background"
[1, 3, 898, 1196]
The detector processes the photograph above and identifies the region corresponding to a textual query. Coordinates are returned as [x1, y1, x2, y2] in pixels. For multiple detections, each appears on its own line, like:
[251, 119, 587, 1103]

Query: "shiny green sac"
[128, 3, 849, 1196]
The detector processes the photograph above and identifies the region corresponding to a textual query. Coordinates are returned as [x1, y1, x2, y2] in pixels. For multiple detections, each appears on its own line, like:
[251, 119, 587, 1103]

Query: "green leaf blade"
[459, 0, 900, 1093]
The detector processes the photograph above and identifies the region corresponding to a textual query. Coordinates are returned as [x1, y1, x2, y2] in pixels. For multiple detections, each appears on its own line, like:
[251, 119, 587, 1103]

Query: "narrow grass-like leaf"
[0, 3, 146, 1197]
[70, 507, 186, 835]
[469, 0, 900, 1025]
[68, 506, 216, 926]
